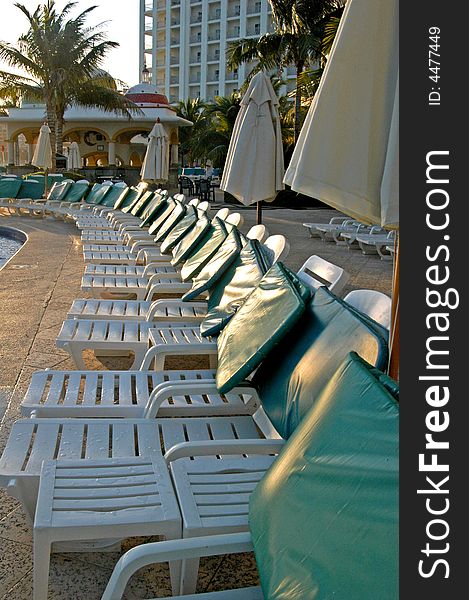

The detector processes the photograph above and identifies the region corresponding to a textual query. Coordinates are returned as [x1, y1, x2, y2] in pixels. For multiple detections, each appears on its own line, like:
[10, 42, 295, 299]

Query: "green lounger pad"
[125, 190, 153, 216]
[86, 184, 112, 205]
[62, 182, 90, 203]
[252, 286, 389, 439]
[182, 228, 243, 301]
[147, 199, 176, 235]
[112, 187, 139, 210]
[171, 215, 212, 267]
[177, 218, 229, 277]
[216, 263, 311, 393]
[200, 239, 273, 338]
[47, 180, 73, 201]
[17, 180, 43, 199]
[250, 352, 398, 600]
[139, 193, 166, 225]
[153, 201, 186, 242]
[0, 179, 22, 198]
[160, 205, 198, 254]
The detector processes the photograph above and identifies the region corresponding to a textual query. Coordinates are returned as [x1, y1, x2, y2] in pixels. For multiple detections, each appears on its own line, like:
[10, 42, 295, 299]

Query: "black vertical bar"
[400, 1, 465, 597]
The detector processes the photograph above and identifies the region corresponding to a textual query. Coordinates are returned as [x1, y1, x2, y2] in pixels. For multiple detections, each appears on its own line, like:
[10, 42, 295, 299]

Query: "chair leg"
[64, 344, 87, 370]
[179, 557, 200, 596]
[33, 531, 51, 600]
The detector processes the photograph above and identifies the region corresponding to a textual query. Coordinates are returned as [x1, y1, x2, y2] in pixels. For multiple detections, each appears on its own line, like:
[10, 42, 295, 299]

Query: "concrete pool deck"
[0, 206, 393, 599]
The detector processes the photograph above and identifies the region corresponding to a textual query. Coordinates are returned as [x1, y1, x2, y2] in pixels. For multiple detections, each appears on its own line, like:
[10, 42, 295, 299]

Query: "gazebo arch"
[112, 126, 152, 144]
[63, 126, 110, 143]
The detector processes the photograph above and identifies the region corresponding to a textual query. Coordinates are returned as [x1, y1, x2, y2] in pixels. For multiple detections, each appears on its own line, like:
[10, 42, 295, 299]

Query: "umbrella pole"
[388, 232, 400, 380]
[256, 201, 262, 225]
[44, 168, 49, 198]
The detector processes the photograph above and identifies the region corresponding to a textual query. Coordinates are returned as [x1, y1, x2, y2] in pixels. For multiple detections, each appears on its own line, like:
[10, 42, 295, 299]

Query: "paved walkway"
[0, 206, 393, 599]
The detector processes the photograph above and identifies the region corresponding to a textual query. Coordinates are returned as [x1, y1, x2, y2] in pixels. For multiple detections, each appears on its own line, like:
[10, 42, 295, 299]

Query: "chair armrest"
[139, 340, 217, 371]
[143, 380, 259, 418]
[144, 299, 207, 321]
[164, 438, 285, 463]
[101, 533, 253, 600]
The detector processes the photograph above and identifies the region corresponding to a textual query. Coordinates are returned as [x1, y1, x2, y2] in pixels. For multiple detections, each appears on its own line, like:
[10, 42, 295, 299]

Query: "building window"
[215, 69, 219, 80]
[197, 51, 201, 61]
[235, 5, 240, 16]
[254, 23, 260, 34]
[215, 8, 221, 18]
[214, 48, 220, 58]
[255, 1, 261, 12]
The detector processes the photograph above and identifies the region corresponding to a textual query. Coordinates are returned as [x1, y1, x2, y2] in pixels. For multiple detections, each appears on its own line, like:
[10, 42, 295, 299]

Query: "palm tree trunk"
[294, 60, 305, 143]
[56, 115, 64, 157]
[46, 104, 57, 171]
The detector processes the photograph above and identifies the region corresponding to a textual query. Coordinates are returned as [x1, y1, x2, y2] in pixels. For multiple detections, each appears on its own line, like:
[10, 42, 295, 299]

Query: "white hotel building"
[139, 0, 296, 102]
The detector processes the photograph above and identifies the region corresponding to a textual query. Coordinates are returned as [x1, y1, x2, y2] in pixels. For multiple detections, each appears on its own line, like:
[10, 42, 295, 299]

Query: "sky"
[0, 0, 140, 88]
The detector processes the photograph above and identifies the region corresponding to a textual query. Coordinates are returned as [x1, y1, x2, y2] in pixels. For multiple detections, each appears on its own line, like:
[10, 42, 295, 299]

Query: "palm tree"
[0, 1, 139, 169]
[175, 98, 208, 166]
[226, 0, 344, 141]
[190, 93, 241, 168]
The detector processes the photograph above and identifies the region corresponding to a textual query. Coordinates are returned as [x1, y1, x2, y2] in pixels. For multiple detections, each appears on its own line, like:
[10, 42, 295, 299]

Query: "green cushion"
[171, 215, 212, 266]
[252, 287, 389, 439]
[250, 352, 398, 600]
[216, 263, 311, 393]
[61, 182, 90, 203]
[176, 218, 228, 277]
[139, 193, 166, 225]
[47, 181, 73, 201]
[0, 179, 22, 198]
[124, 190, 153, 216]
[112, 187, 137, 210]
[148, 199, 176, 235]
[160, 205, 198, 254]
[200, 239, 273, 338]
[182, 229, 243, 301]
[153, 201, 187, 242]
[17, 179, 43, 199]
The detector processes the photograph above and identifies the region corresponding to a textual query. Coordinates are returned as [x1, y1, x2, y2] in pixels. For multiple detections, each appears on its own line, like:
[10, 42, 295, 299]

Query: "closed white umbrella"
[284, 0, 398, 229]
[67, 141, 81, 170]
[32, 122, 53, 196]
[140, 119, 169, 182]
[221, 71, 284, 223]
[32, 123, 53, 171]
[283, 0, 399, 376]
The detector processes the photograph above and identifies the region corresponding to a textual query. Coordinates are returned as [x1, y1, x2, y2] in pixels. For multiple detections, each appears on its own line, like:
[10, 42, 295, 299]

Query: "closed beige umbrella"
[283, 0, 399, 375]
[221, 71, 284, 223]
[284, 0, 398, 229]
[141, 119, 169, 182]
[32, 123, 53, 196]
[67, 141, 81, 170]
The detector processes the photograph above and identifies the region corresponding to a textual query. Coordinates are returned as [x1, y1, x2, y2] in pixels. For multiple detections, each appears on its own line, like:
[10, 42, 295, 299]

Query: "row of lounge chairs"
[303, 216, 396, 259]
[0, 183, 398, 599]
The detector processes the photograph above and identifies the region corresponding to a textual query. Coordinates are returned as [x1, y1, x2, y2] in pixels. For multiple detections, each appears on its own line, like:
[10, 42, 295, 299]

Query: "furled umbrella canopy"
[221, 71, 284, 208]
[67, 141, 81, 170]
[284, 0, 398, 229]
[32, 123, 53, 171]
[141, 119, 169, 182]
[283, 0, 399, 376]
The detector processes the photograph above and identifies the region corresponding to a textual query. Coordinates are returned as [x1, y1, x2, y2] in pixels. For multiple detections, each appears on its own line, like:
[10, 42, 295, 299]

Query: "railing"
[190, 36, 202, 43]
[190, 16, 203, 24]
[208, 33, 221, 41]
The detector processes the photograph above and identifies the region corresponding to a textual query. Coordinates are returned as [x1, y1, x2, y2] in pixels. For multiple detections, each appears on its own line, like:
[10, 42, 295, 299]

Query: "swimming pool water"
[0, 228, 25, 269]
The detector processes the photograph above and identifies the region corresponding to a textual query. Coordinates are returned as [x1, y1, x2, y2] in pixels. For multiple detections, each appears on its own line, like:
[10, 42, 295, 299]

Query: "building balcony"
[190, 16, 203, 24]
[208, 33, 221, 41]
[190, 36, 202, 43]
[170, 57, 180, 65]
[171, 20, 180, 26]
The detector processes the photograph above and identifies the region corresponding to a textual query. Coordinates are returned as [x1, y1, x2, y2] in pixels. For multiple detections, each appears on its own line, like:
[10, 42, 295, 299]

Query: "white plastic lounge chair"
[56, 234, 288, 369]
[356, 230, 396, 258]
[344, 289, 392, 329]
[296, 255, 349, 294]
[302, 216, 347, 238]
[315, 219, 367, 242]
[32, 352, 397, 600]
[340, 225, 384, 247]
[79, 212, 244, 299]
